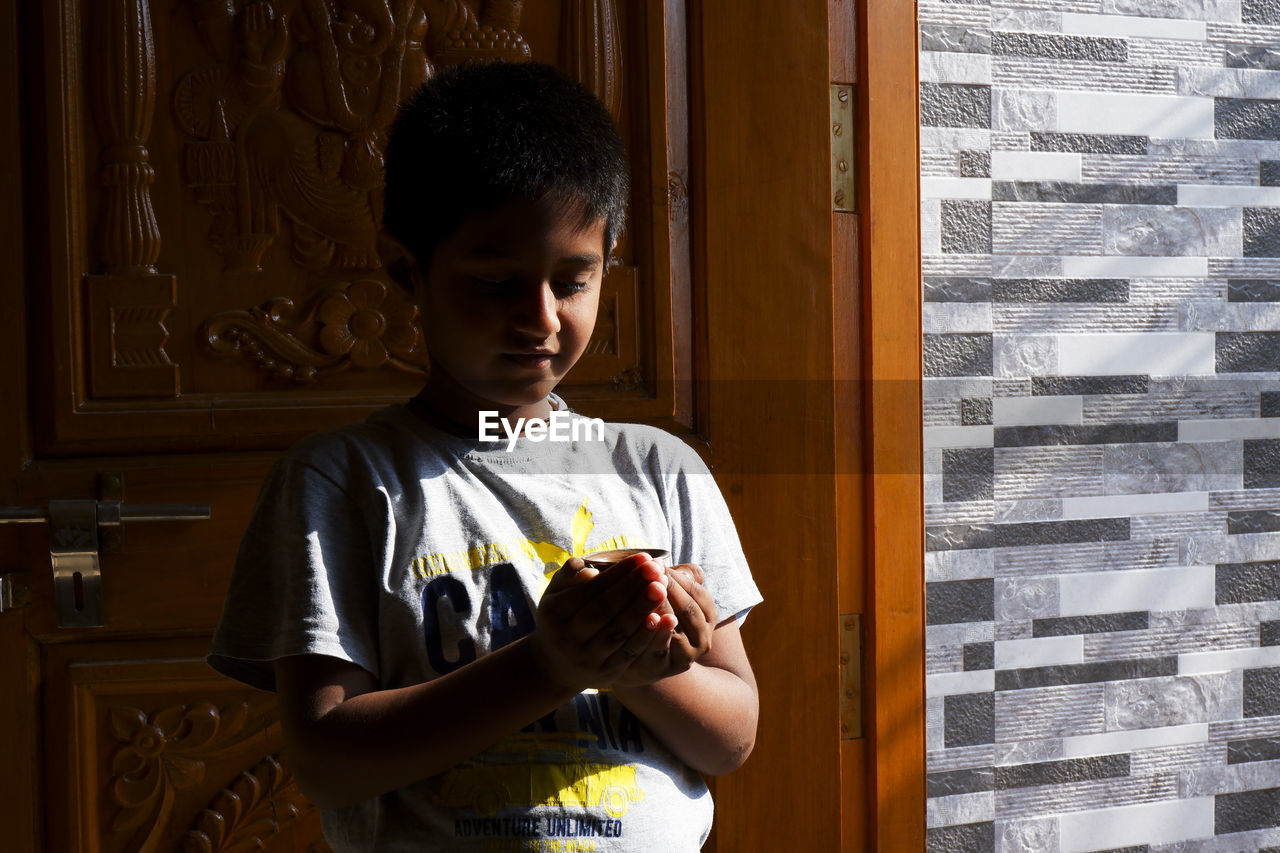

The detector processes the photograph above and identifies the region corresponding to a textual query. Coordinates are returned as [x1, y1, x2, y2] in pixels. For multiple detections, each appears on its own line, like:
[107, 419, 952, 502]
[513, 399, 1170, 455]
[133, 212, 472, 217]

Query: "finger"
[667, 565, 717, 625]
[687, 578, 718, 627]
[665, 577, 712, 650]
[665, 631, 697, 673]
[571, 558, 667, 639]
[605, 613, 664, 667]
[582, 580, 667, 653]
[669, 562, 705, 586]
[606, 617, 674, 674]
[546, 557, 592, 589]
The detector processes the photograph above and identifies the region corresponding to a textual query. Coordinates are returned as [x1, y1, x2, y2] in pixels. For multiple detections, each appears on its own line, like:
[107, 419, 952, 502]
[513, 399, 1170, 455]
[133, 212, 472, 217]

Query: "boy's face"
[414, 196, 607, 423]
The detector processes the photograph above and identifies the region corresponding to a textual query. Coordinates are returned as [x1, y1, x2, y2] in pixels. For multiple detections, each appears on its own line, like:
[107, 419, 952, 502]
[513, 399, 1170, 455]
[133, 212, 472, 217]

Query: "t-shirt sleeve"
[207, 453, 380, 691]
[663, 441, 763, 625]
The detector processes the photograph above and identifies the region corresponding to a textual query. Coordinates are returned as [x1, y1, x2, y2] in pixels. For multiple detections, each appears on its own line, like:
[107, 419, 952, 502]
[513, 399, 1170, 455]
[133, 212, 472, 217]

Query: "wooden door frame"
[695, 1, 923, 851]
[1, 0, 39, 847]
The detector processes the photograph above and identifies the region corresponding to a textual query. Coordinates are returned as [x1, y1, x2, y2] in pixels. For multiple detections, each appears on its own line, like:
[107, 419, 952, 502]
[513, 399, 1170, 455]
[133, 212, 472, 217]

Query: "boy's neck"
[410, 378, 556, 440]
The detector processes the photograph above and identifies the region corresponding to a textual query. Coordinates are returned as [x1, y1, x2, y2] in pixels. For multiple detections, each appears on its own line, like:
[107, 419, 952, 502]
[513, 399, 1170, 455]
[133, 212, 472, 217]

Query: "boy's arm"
[275, 556, 669, 809]
[610, 613, 759, 777]
[275, 638, 579, 809]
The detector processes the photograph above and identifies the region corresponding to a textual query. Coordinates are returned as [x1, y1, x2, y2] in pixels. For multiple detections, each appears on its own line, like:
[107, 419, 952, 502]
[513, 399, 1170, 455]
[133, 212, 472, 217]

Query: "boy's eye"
[470, 274, 518, 290]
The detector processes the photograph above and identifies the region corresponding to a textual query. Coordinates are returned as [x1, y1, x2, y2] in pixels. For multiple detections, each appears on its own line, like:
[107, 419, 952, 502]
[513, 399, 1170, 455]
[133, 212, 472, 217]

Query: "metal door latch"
[0, 483, 209, 627]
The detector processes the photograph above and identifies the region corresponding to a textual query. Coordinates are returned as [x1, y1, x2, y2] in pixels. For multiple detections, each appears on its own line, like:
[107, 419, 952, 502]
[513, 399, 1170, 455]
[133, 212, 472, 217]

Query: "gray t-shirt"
[208, 400, 762, 853]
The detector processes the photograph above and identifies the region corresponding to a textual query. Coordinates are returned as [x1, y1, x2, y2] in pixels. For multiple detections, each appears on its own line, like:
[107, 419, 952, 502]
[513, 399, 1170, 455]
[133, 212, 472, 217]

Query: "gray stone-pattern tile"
[1082, 389, 1256, 422]
[1083, 624, 1258, 659]
[996, 684, 1107, 740]
[996, 775, 1179, 818]
[994, 58, 1178, 94]
[1083, 156, 1255, 185]
[1104, 206, 1242, 257]
[995, 304, 1180, 333]
[995, 539, 1182, 577]
[996, 498, 1063, 522]
[922, 0, 1280, 843]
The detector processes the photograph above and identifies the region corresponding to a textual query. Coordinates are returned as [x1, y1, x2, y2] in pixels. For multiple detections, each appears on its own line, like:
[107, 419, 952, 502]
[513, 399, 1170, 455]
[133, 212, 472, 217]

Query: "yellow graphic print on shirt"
[435, 732, 644, 819]
[410, 498, 645, 597]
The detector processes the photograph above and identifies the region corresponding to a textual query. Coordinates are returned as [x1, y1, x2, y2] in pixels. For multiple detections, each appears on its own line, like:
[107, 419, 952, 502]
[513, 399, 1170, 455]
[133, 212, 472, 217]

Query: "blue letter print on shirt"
[422, 574, 477, 673]
[422, 563, 536, 673]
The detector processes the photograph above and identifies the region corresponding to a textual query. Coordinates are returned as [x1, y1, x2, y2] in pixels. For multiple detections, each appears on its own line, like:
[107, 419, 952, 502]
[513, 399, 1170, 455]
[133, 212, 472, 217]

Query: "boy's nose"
[512, 281, 561, 338]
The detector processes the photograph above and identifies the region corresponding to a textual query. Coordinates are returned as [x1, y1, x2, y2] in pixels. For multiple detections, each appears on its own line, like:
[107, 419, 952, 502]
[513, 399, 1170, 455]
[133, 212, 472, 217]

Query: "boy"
[209, 61, 761, 852]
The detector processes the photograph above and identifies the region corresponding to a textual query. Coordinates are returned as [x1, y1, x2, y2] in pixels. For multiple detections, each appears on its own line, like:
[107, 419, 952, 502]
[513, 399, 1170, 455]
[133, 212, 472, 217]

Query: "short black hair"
[383, 61, 629, 266]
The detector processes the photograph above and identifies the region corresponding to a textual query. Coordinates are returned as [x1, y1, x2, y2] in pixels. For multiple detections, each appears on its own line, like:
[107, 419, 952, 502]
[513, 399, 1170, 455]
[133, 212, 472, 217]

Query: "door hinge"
[840, 613, 863, 740]
[0, 573, 32, 613]
[830, 84, 855, 213]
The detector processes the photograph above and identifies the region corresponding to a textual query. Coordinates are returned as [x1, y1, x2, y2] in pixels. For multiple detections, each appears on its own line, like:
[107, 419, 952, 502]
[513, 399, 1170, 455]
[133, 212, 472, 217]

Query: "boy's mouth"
[502, 352, 554, 369]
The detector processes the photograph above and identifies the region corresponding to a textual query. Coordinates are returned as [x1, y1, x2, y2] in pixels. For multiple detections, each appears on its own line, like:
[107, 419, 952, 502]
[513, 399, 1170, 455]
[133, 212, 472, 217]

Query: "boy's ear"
[378, 233, 424, 292]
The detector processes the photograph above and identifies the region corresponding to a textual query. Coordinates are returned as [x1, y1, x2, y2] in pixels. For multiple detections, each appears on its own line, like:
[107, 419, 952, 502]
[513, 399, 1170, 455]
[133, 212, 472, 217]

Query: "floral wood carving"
[610, 366, 643, 392]
[203, 278, 425, 382]
[108, 701, 267, 853]
[184, 755, 332, 853]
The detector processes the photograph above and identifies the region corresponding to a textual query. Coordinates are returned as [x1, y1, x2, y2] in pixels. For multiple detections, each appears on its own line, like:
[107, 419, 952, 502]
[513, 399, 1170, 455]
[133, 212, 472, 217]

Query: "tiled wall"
[920, 0, 1280, 850]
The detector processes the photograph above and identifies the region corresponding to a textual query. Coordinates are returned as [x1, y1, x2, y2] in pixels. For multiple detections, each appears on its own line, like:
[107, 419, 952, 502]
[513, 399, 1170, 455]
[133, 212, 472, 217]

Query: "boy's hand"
[612, 563, 718, 688]
[529, 555, 671, 691]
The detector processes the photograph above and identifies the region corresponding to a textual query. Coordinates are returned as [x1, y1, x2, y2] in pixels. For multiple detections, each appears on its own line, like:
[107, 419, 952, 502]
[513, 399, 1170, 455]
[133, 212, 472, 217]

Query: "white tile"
[993, 396, 1083, 426]
[924, 426, 995, 449]
[1056, 332, 1216, 376]
[1059, 798, 1215, 853]
[921, 177, 993, 200]
[1056, 92, 1215, 139]
[924, 302, 993, 334]
[927, 791, 995, 828]
[922, 127, 992, 151]
[1059, 567, 1216, 616]
[1061, 256, 1209, 278]
[1179, 418, 1280, 441]
[1061, 12, 1207, 40]
[919, 51, 992, 85]
[995, 635, 1084, 669]
[1180, 646, 1280, 675]
[990, 151, 1082, 182]
[927, 670, 996, 698]
[1061, 723, 1209, 758]
[922, 199, 942, 254]
[1179, 184, 1280, 207]
[1061, 491, 1210, 519]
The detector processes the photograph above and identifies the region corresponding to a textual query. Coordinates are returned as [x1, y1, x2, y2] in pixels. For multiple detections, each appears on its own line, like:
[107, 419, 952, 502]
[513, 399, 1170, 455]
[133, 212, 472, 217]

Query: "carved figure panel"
[173, 0, 444, 275]
[51, 0, 681, 448]
[173, 0, 638, 386]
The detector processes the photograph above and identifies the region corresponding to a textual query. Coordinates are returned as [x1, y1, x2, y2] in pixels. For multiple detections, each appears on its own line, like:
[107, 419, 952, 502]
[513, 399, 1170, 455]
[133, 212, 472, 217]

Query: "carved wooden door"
[1, 0, 925, 850]
[2, 1, 699, 850]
